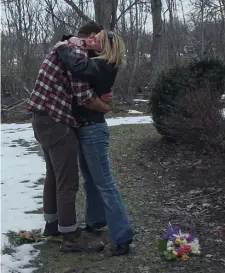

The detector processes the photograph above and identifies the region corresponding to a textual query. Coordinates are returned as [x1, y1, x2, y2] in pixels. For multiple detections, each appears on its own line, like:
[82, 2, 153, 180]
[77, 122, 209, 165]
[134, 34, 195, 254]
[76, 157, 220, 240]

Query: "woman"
[54, 30, 133, 256]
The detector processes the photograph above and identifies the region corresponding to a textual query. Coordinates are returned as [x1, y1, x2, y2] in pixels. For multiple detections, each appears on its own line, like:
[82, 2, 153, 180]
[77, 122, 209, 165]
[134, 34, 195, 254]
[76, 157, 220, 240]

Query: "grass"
[4, 123, 225, 273]
[25, 208, 43, 214]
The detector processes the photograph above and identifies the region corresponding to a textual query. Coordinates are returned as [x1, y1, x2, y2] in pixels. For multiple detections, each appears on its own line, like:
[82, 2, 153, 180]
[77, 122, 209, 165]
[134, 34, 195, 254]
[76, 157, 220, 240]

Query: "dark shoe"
[43, 220, 60, 237]
[60, 227, 104, 253]
[110, 243, 130, 256]
[83, 224, 108, 233]
[108, 239, 132, 256]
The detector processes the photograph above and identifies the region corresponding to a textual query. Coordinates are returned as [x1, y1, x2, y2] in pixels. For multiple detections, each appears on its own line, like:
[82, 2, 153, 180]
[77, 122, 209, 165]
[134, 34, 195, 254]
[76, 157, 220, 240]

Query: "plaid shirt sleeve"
[66, 44, 95, 106]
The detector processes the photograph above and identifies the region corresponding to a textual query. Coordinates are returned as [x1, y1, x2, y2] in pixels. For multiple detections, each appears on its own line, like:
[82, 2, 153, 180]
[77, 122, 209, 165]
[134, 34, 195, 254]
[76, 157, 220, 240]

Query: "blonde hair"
[93, 30, 126, 66]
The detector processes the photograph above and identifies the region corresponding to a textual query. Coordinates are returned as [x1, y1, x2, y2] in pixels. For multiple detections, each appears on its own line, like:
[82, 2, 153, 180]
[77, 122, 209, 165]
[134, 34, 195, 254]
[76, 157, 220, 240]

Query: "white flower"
[189, 238, 201, 254]
[180, 233, 189, 239]
[167, 246, 173, 251]
[167, 240, 173, 247]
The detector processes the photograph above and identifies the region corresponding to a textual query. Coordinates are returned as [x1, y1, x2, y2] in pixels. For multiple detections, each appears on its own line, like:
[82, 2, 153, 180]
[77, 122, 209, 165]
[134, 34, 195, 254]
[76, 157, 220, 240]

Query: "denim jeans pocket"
[76, 122, 109, 141]
[32, 115, 71, 148]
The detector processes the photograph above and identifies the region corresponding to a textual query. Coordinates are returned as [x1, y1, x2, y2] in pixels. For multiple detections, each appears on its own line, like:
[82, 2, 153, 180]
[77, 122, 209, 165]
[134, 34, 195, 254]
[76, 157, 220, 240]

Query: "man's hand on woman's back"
[53, 40, 68, 50]
[86, 97, 111, 113]
[101, 91, 113, 103]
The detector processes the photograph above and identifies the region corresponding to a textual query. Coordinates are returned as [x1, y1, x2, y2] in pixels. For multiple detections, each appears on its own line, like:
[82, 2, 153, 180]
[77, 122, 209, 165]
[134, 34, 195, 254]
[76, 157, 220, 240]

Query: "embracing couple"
[26, 21, 133, 256]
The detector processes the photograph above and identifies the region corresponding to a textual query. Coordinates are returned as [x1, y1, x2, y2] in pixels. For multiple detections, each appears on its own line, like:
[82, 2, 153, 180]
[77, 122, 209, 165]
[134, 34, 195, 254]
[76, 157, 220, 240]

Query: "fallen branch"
[10, 72, 31, 95]
[3, 98, 29, 112]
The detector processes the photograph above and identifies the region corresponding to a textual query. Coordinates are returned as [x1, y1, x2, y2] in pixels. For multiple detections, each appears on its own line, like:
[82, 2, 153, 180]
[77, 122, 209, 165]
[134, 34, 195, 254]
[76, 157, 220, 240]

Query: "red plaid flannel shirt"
[26, 43, 94, 127]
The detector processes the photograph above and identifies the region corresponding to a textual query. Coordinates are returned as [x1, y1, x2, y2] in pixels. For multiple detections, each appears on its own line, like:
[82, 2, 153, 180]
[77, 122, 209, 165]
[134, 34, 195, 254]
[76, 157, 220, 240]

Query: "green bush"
[150, 59, 225, 146]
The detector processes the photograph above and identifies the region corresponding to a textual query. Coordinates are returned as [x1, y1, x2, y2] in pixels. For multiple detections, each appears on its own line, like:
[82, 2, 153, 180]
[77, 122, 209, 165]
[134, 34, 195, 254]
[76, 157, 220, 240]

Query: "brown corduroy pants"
[32, 113, 79, 233]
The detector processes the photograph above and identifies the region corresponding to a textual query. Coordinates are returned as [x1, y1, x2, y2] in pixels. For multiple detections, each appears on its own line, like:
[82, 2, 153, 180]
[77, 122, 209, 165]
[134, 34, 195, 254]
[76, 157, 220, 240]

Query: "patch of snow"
[222, 109, 225, 118]
[1, 116, 153, 272]
[128, 110, 143, 114]
[144, 53, 151, 58]
[1, 124, 45, 272]
[133, 99, 149, 103]
[107, 116, 152, 126]
[1, 244, 40, 273]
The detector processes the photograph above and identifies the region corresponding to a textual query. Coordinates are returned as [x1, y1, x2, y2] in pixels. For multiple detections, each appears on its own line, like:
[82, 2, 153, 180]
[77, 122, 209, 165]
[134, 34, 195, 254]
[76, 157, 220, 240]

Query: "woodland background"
[1, 0, 225, 107]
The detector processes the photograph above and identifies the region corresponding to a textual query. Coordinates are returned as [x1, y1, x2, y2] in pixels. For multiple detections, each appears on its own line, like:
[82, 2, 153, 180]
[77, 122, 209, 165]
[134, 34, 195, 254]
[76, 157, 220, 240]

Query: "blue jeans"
[76, 122, 133, 245]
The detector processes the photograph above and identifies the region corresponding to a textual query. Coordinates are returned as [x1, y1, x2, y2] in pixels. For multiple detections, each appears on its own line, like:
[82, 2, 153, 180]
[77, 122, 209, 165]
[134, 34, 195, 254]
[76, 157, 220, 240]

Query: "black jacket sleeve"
[55, 45, 111, 82]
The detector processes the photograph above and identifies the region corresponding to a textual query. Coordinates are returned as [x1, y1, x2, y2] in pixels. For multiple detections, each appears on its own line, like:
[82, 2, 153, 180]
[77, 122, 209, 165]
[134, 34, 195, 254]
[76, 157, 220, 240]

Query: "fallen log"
[3, 98, 29, 112]
[1, 98, 31, 123]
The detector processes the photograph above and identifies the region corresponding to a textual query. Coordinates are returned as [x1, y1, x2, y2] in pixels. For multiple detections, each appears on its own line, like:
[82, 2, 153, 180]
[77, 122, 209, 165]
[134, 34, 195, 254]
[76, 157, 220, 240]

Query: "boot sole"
[111, 248, 130, 256]
[40, 235, 63, 243]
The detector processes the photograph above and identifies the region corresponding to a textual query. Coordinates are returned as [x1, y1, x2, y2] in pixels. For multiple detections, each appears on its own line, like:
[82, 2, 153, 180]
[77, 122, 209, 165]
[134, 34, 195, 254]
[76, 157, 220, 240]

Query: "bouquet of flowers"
[15, 231, 37, 245]
[158, 223, 200, 261]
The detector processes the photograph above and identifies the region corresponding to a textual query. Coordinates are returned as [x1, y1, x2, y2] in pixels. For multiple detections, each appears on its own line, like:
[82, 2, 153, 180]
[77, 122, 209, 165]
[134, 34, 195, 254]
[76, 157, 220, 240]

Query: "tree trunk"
[151, 0, 163, 85]
[93, 0, 118, 30]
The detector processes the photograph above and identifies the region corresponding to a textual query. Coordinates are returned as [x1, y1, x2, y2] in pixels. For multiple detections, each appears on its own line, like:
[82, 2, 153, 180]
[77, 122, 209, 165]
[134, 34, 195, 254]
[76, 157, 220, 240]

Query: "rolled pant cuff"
[44, 212, 58, 223]
[58, 224, 78, 233]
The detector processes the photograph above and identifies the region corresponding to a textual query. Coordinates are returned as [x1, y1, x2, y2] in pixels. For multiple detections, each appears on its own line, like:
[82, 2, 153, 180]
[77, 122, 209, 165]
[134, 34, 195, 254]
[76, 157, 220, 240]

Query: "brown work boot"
[60, 227, 104, 253]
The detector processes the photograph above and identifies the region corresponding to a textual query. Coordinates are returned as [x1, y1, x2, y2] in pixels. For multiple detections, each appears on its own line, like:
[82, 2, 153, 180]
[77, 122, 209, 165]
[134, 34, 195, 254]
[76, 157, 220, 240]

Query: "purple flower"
[186, 234, 194, 241]
[169, 235, 177, 242]
[162, 224, 180, 240]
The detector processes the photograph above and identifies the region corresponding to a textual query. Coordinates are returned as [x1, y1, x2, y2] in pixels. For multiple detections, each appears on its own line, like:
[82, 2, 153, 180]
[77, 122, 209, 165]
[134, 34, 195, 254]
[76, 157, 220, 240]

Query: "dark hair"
[61, 34, 73, 41]
[78, 20, 103, 37]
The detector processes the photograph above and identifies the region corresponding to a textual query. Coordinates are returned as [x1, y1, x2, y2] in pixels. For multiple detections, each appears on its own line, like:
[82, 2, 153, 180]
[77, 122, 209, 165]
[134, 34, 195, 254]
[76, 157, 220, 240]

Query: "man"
[54, 26, 113, 236]
[26, 21, 109, 253]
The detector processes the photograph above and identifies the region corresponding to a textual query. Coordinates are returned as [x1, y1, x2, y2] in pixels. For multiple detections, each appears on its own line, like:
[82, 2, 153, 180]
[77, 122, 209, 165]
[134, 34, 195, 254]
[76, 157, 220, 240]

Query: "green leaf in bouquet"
[158, 239, 167, 252]
[164, 251, 177, 261]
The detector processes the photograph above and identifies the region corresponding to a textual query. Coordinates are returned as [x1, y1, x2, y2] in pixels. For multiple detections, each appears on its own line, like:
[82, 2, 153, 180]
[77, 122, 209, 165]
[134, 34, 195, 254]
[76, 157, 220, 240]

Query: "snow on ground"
[0, 116, 152, 273]
[1, 123, 45, 273]
[133, 99, 148, 103]
[128, 110, 143, 114]
[107, 116, 152, 126]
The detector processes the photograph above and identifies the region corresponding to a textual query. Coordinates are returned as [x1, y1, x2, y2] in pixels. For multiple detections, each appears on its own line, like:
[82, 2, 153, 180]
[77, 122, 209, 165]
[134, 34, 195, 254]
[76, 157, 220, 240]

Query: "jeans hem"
[115, 236, 133, 245]
[44, 212, 58, 223]
[58, 224, 78, 233]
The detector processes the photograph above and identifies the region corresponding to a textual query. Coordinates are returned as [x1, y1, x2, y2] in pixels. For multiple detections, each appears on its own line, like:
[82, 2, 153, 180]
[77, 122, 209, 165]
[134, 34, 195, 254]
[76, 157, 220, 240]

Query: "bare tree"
[150, 0, 163, 84]
[1, 0, 225, 114]
[93, 0, 118, 29]
[2, 0, 44, 98]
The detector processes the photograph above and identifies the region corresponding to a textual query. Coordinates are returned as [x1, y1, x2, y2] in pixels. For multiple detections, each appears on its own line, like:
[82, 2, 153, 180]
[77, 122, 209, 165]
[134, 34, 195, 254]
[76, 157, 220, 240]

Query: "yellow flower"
[175, 238, 182, 245]
[180, 239, 187, 246]
[172, 251, 177, 256]
[181, 255, 189, 261]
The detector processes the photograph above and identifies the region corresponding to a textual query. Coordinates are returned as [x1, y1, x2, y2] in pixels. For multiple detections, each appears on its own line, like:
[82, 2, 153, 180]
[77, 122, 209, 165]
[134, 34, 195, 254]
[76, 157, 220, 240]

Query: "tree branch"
[3, 98, 29, 112]
[116, 0, 142, 23]
[45, 8, 78, 29]
[62, 0, 91, 22]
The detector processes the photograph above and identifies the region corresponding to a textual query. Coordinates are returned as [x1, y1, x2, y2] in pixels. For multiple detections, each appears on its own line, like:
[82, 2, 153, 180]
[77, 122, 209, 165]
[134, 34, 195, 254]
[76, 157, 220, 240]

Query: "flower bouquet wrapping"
[158, 223, 200, 261]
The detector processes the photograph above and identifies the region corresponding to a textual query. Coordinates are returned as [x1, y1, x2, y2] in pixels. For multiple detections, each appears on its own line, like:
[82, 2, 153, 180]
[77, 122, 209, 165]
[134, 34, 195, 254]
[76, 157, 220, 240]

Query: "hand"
[69, 37, 86, 47]
[85, 97, 111, 113]
[101, 91, 113, 103]
[69, 37, 97, 49]
[53, 40, 68, 50]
